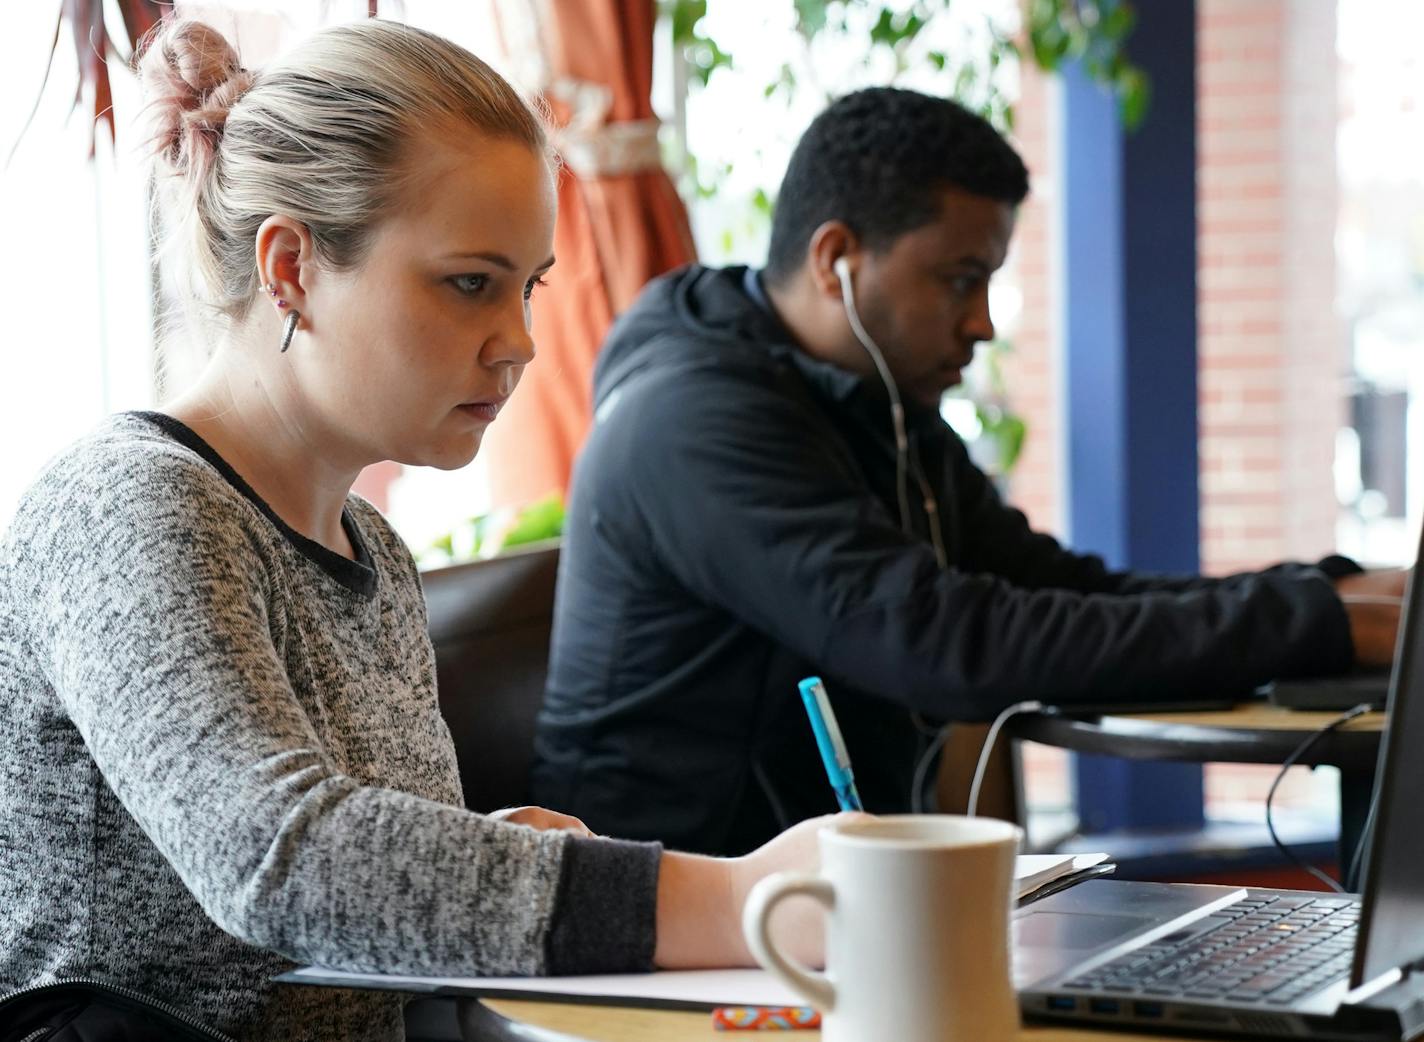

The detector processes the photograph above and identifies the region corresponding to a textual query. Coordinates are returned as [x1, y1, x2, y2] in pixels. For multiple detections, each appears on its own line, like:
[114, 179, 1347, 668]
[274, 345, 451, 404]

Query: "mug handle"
[741, 872, 836, 1012]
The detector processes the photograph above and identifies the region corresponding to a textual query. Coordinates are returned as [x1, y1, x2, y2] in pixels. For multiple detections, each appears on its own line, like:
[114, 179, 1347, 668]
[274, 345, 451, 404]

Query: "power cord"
[1345, 780, 1380, 894]
[1264, 702, 1374, 894]
[911, 700, 1043, 816]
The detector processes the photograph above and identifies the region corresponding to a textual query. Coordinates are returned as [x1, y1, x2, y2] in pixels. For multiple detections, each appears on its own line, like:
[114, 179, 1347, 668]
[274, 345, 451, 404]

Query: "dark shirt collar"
[129, 410, 379, 598]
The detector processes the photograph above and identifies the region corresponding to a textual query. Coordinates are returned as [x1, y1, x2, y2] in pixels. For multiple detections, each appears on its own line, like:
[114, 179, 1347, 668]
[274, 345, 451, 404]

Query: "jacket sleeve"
[609, 365, 1355, 720]
[15, 444, 658, 977]
[949, 437, 1362, 596]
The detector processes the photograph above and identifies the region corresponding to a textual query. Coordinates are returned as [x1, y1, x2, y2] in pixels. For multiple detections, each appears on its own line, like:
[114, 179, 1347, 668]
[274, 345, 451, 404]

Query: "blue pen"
[797, 677, 863, 812]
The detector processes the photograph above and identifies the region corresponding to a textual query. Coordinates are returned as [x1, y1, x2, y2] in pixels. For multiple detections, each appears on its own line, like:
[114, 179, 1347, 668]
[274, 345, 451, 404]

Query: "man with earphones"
[531, 87, 1406, 856]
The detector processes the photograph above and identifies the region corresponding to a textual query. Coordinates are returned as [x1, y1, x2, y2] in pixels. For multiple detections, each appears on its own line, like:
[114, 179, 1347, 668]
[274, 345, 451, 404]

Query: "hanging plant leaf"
[10, 0, 169, 162]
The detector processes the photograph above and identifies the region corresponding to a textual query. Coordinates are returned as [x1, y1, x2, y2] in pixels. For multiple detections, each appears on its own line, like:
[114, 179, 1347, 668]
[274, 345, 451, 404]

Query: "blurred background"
[1, 0, 1419, 865]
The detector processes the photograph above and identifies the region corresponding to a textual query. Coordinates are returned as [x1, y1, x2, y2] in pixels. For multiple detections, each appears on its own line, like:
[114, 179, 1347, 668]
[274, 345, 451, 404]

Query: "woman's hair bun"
[138, 20, 254, 176]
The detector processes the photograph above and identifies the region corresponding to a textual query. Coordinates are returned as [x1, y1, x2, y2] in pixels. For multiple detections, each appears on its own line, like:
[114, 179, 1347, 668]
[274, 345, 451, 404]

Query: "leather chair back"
[422, 543, 559, 813]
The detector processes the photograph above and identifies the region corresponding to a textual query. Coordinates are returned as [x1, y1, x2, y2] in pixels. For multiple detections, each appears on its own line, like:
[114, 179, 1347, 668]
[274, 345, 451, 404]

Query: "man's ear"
[806, 221, 861, 300]
[254, 215, 316, 316]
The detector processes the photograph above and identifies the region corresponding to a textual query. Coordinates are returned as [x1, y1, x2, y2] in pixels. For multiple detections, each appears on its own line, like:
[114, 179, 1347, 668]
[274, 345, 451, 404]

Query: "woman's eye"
[523, 276, 549, 301]
[452, 273, 490, 295]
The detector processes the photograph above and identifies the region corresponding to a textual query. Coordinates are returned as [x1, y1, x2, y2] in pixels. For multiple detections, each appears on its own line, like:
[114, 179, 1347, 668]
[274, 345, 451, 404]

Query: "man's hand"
[1335, 570, 1410, 668]
[487, 805, 595, 837]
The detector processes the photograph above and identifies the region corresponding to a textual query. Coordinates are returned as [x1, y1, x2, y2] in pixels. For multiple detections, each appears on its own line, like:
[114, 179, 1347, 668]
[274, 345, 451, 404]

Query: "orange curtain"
[482, 0, 697, 510]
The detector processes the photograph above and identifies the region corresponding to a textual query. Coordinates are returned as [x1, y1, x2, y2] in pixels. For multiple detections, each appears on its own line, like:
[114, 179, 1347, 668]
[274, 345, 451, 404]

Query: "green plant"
[663, 0, 1148, 135]
[420, 494, 565, 569]
[945, 339, 1026, 476]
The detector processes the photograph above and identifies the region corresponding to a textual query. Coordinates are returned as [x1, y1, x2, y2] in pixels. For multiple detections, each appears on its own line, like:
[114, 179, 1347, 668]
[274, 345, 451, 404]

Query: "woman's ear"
[254, 215, 316, 317]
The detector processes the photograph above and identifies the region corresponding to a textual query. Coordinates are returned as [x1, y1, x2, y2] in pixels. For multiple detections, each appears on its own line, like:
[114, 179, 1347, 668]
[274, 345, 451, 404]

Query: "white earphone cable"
[910, 699, 1043, 816]
[836, 259, 913, 540]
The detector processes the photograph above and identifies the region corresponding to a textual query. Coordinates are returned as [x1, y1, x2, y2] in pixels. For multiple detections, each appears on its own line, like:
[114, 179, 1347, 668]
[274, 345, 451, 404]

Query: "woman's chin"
[400, 433, 484, 472]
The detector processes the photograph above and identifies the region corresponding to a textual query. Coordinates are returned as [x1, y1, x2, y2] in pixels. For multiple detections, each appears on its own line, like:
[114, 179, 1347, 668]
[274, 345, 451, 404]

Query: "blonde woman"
[0, 20, 828, 1041]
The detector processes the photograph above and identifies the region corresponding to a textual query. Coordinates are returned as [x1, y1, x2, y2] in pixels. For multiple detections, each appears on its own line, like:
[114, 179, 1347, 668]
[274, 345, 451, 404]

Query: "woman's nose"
[485, 300, 537, 368]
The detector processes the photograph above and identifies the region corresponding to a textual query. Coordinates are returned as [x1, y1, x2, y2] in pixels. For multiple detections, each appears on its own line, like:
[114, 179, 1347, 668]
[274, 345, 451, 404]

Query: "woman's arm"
[655, 815, 839, 969]
[14, 439, 658, 978]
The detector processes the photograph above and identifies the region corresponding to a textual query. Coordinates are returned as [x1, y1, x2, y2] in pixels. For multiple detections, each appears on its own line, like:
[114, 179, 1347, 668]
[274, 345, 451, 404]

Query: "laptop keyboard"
[1062, 893, 1359, 1005]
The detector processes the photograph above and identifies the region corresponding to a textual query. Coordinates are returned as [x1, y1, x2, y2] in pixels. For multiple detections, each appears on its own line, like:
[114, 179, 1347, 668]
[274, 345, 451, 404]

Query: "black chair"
[421, 541, 560, 813]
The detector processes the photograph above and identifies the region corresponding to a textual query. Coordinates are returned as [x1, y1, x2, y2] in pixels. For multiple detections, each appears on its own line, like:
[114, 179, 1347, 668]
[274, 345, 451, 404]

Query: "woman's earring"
[280, 309, 302, 353]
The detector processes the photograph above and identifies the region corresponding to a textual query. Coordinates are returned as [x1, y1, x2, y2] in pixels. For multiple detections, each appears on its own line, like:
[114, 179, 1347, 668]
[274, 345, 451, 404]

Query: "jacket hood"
[591, 264, 860, 410]
[592, 265, 954, 439]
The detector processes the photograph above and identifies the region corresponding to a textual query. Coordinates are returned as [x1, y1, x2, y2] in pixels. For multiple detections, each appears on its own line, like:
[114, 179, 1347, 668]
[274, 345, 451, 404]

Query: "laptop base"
[1017, 881, 1424, 1040]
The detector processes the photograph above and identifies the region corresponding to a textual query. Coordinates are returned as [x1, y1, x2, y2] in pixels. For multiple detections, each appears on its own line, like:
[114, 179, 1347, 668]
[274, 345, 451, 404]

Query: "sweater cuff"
[545, 836, 662, 975]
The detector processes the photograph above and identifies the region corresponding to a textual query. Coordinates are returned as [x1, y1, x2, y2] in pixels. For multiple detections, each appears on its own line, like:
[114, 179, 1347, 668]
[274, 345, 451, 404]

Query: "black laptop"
[1266, 668, 1392, 711]
[1013, 538, 1424, 1039]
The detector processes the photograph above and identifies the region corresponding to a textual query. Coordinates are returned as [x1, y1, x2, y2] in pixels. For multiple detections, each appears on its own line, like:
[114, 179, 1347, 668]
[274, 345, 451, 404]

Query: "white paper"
[281, 854, 1112, 1010]
[281, 965, 801, 1009]
[1014, 852, 1109, 898]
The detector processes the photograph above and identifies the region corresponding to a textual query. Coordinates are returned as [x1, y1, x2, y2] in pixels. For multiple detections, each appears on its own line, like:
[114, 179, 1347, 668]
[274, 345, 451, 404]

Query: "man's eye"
[452, 274, 490, 295]
[523, 276, 549, 301]
[948, 275, 980, 296]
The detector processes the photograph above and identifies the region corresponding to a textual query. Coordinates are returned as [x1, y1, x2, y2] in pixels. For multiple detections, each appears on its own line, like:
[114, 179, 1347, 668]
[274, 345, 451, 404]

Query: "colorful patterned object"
[711, 1006, 822, 1030]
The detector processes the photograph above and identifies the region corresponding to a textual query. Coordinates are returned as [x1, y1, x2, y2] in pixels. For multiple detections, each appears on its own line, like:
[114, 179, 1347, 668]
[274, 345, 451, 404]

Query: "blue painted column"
[1061, 0, 1205, 833]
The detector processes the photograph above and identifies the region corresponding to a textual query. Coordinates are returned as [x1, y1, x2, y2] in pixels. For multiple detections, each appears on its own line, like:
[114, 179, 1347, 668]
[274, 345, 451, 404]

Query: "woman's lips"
[456, 399, 506, 423]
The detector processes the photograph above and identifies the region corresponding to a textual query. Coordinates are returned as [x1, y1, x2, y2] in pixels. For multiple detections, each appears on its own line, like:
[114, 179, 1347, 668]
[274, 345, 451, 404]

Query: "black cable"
[1345, 790, 1380, 894]
[1264, 702, 1373, 894]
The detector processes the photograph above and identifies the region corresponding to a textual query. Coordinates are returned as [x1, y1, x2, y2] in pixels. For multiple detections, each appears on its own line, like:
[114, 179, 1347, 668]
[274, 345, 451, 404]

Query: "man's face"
[848, 186, 1016, 409]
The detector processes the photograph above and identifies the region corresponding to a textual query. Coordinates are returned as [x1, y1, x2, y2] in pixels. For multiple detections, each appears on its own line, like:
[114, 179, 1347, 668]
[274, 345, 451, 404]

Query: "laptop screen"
[1352, 533, 1424, 987]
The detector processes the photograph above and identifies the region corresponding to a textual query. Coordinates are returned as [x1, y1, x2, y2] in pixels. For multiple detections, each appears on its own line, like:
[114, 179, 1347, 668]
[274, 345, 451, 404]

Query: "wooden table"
[1005, 701, 1387, 868]
[478, 997, 1176, 1041]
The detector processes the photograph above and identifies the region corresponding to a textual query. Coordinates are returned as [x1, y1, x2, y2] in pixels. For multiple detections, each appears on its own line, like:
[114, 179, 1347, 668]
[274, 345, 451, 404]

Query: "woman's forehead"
[384, 134, 557, 258]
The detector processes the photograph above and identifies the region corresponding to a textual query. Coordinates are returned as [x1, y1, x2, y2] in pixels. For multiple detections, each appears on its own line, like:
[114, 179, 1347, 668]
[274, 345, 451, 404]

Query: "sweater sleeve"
[606, 367, 1354, 720]
[14, 440, 659, 977]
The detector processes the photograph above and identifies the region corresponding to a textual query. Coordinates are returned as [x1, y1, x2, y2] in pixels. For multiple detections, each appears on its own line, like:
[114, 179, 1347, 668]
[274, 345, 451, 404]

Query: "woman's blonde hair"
[138, 19, 548, 319]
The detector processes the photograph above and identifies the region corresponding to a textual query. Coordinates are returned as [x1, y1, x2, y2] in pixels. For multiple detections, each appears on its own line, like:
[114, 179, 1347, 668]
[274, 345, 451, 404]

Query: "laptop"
[1266, 669, 1392, 711]
[1014, 533, 1423, 1040]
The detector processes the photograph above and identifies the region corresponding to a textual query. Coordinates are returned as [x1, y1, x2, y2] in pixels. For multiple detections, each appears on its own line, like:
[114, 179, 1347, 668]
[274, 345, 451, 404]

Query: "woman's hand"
[487, 805, 595, 837]
[653, 813, 869, 970]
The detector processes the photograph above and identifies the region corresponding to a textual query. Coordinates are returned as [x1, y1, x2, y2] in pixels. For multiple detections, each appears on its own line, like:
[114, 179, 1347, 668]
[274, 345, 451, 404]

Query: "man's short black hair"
[763, 87, 1029, 283]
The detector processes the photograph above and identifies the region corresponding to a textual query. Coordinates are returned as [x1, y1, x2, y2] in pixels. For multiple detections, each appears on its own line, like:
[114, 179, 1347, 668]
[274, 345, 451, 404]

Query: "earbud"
[833, 256, 852, 293]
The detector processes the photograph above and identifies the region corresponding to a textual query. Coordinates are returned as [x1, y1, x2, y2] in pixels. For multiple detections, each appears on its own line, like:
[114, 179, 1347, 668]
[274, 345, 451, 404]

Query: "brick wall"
[1198, 0, 1343, 575]
[1003, 1, 1343, 574]
[999, 60, 1061, 535]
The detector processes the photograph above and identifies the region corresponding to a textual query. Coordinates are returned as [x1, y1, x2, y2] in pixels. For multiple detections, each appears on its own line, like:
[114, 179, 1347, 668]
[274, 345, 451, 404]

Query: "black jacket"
[531, 264, 1356, 855]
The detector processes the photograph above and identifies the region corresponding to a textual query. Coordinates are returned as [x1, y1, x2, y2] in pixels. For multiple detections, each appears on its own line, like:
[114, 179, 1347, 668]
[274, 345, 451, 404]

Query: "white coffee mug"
[742, 815, 1022, 1042]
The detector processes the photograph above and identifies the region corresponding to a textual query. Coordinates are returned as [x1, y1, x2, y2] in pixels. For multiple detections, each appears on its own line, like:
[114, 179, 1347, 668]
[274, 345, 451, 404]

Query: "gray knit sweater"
[0, 412, 661, 1041]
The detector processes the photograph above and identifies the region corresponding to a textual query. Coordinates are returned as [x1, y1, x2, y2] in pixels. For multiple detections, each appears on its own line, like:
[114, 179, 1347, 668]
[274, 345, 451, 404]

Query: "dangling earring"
[280, 309, 301, 353]
[264, 280, 300, 352]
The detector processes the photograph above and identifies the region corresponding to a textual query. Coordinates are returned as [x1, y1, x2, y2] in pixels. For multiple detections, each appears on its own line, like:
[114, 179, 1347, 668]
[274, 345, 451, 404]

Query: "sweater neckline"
[128, 411, 378, 598]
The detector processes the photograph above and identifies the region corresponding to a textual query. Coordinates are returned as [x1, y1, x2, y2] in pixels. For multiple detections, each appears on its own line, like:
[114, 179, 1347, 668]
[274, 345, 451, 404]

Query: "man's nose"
[963, 285, 995, 343]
